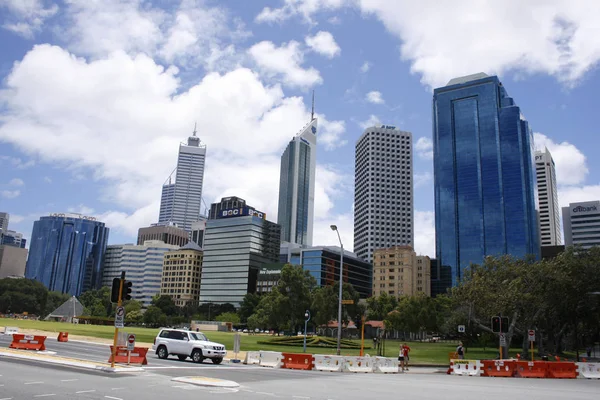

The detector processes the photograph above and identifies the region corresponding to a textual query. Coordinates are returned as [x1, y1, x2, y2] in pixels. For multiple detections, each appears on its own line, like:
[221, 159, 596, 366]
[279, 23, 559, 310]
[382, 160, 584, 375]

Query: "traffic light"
[491, 316, 509, 333]
[124, 280, 133, 301]
[355, 315, 362, 332]
[110, 278, 120, 303]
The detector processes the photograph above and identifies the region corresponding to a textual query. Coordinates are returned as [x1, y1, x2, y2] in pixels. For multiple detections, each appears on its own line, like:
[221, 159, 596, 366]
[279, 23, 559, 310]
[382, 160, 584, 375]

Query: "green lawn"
[1, 318, 522, 364]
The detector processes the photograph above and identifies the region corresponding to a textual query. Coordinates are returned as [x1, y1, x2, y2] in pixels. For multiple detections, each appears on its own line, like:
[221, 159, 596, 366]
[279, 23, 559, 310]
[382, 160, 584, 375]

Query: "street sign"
[115, 306, 125, 328]
[528, 329, 535, 342]
[499, 333, 507, 347]
[233, 333, 241, 354]
[457, 325, 466, 333]
[127, 334, 135, 351]
[341, 299, 354, 305]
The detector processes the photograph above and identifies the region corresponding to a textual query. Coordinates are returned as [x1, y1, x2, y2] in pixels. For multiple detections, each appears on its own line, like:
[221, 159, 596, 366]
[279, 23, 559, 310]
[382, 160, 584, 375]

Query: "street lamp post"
[330, 225, 344, 356]
[303, 310, 311, 353]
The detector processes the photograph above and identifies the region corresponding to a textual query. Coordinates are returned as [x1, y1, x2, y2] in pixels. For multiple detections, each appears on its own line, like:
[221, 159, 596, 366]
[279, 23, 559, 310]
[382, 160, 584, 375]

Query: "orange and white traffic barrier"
[9, 334, 46, 351]
[450, 359, 483, 376]
[57, 332, 69, 342]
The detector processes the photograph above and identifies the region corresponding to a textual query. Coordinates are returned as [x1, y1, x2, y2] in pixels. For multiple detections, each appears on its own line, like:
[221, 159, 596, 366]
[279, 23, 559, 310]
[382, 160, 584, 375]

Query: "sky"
[1, 0, 600, 258]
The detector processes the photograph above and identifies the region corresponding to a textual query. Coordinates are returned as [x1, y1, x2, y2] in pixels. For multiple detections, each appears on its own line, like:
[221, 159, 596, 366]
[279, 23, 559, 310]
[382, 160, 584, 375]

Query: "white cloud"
[0, 0, 58, 38]
[366, 90, 384, 104]
[360, 61, 371, 73]
[248, 40, 323, 89]
[415, 137, 433, 160]
[558, 185, 600, 209]
[534, 132, 587, 186]
[327, 16, 341, 25]
[8, 178, 24, 186]
[318, 117, 347, 150]
[43, 176, 52, 183]
[414, 210, 435, 257]
[414, 172, 432, 188]
[1, 190, 20, 199]
[257, 0, 600, 88]
[305, 31, 341, 58]
[67, 204, 95, 216]
[0, 156, 35, 169]
[358, 114, 381, 130]
[0, 44, 345, 239]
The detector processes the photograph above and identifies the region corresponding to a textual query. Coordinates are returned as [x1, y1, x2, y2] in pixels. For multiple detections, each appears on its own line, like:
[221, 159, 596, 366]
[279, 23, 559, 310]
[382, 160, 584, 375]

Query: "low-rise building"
[372, 246, 431, 297]
[161, 242, 203, 307]
[137, 223, 188, 247]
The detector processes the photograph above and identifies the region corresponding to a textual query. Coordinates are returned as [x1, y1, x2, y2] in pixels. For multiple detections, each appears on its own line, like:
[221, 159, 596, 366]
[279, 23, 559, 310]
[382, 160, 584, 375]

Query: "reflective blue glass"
[433, 75, 540, 286]
[25, 215, 109, 296]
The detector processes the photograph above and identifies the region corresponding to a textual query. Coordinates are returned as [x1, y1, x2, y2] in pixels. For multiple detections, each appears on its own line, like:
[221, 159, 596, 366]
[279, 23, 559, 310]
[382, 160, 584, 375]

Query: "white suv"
[152, 328, 227, 364]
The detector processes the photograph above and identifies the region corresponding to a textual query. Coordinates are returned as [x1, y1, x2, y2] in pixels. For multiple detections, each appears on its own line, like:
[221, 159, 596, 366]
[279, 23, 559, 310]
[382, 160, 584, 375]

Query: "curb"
[0, 350, 144, 373]
[172, 376, 240, 388]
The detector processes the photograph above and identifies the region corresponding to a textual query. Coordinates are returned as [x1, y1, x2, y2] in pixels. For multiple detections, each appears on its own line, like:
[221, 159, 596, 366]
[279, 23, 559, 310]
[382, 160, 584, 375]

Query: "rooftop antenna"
[311, 90, 315, 121]
[193, 122, 197, 136]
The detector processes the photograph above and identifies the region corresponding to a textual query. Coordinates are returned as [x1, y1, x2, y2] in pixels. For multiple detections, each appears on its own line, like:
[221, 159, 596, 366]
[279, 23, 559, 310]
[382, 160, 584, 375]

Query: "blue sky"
[1, 0, 600, 257]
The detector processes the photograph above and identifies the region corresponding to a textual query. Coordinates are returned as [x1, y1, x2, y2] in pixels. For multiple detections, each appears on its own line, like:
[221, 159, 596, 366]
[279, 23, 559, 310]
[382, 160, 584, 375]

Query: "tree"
[126, 310, 143, 324]
[366, 292, 398, 321]
[124, 300, 143, 314]
[151, 295, 179, 316]
[216, 312, 240, 324]
[239, 293, 261, 323]
[79, 286, 112, 317]
[144, 306, 167, 328]
[0, 278, 49, 315]
[311, 286, 337, 327]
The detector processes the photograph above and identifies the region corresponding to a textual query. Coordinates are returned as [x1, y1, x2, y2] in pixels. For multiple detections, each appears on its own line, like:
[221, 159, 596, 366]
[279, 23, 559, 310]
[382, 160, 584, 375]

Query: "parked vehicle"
[152, 328, 226, 364]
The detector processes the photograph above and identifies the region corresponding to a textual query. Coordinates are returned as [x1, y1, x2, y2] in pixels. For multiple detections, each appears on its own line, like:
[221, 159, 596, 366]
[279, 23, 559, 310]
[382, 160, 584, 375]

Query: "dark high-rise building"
[430, 259, 452, 297]
[433, 73, 540, 286]
[25, 213, 109, 296]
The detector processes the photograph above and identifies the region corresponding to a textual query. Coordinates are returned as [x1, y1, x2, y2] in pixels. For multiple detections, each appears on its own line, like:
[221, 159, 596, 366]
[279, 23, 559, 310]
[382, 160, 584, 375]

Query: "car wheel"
[191, 349, 204, 364]
[211, 358, 223, 365]
[177, 355, 187, 361]
[157, 345, 168, 359]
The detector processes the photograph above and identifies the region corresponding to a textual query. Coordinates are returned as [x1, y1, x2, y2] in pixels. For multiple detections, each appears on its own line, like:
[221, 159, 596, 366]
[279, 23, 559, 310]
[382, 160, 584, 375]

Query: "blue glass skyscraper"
[433, 73, 540, 286]
[25, 213, 109, 296]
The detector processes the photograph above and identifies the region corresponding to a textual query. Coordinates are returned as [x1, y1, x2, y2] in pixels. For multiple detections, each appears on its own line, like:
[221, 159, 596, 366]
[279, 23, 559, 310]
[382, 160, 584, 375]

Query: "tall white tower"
[277, 115, 317, 246]
[158, 125, 207, 232]
[354, 125, 414, 263]
[535, 148, 561, 246]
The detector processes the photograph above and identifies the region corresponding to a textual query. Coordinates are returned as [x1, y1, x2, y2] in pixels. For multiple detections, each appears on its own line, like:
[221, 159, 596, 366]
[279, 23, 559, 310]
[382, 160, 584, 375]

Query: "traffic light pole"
[498, 316, 502, 360]
[111, 271, 125, 369]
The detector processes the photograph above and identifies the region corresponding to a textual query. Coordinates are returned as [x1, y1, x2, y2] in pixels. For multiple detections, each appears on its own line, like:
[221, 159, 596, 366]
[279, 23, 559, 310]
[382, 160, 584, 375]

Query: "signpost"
[528, 329, 535, 361]
[341, 299, 354, 305]
[233, 333, 241, 363]
[110, 271, 125, 368]
[115, 306, 125, 329]
[457, 325, 466, 333]
[127, 334, 135, 365]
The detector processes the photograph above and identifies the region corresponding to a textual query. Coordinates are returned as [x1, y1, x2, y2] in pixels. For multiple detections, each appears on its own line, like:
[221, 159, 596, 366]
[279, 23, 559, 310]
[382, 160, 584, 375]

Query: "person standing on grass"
[398, 343, 406, 371]
[456, 341, 465, 360]
[402, 343, 411, 369]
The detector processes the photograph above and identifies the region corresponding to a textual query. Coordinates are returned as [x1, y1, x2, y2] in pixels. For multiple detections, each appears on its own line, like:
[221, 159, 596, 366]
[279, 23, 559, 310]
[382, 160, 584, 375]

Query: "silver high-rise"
[535, 148, 561, 246]
[158, 126, 207, 232]
[277, 117, 317, 246]
[354, 125, 414, 263]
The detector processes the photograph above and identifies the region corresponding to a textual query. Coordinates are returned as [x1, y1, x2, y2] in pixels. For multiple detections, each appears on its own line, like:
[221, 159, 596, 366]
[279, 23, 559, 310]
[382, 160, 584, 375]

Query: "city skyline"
[2, 1, 600, 260]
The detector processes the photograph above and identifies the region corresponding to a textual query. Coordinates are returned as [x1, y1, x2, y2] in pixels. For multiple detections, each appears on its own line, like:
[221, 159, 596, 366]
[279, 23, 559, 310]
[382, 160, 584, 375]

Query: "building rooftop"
[446, 72, 489, 86]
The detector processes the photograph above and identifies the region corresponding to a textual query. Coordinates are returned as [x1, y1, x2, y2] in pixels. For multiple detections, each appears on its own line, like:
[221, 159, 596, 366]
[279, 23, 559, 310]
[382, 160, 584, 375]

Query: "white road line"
[104, 397, 123, 400]
[111, 387, 125, 390]
[75, 390, 96, 394]
[0, 385, 4, 387]
[0, 397, 12, 400]
[33, 395, 56, 398]
[24, 381, 44, 385]
[293, 397, 310, 400]
[60, 379, 78, 382]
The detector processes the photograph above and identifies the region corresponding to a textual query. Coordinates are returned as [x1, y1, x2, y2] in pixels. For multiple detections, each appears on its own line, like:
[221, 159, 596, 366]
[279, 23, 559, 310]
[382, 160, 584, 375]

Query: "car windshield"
[189, 332, 208, 341]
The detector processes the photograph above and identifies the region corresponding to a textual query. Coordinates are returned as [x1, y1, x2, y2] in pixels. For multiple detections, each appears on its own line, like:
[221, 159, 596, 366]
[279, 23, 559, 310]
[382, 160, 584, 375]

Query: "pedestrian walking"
[456, 341, 465, 360]
[402, 343, 411, 369]
[398, 343, 406, 372]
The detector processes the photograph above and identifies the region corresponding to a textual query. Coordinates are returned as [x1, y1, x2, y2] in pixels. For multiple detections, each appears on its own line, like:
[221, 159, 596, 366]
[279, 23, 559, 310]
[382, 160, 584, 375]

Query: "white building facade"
[102, 240, 179, 306]
[354, 125, 414, 263]
[535, 148, 561, 246]
[277, 118, 317, 246]
[562, 200, 600, 249]
[158, 128, 207, 232]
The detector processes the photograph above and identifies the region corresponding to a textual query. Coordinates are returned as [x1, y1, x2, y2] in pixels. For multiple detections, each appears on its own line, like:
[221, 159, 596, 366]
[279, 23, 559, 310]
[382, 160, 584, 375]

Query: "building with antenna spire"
[158, 124, 207, 232]
[277, 92, 317, 246]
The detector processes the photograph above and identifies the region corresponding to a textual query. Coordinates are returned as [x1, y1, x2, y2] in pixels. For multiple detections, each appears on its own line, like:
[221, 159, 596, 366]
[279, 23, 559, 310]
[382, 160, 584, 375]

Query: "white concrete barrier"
[450, 359, 482, 376]
[2, 327, 18, 335]
[244, 351, 261, 365]
[374, 357, 400, 373]
[258, 351, 283, 368]
[313, 355, 344, 372]
[343, 356, 374, 373]
[577, 362, 600, 379]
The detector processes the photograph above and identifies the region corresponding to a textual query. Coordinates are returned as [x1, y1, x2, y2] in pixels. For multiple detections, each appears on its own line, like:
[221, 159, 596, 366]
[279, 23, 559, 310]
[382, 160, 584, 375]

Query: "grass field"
[1, 318, 522, 364]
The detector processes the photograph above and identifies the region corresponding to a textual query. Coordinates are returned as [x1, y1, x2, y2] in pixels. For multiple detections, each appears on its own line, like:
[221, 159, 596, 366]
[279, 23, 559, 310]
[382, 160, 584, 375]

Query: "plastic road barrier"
[515, 361, 548, 378]
[374, 357, 400, 374]
[258, 351, 283, 368]
[2, 327, 18, 335]
[108, 346, 148, 365]
[244, 351, 261, 365]
[577, 363, 600, 379]
[481, 360, 516, 377]
[343, 356, 374, 373]
[57, 332, 69, 342]
[451, 359, 482, 376]
[9, 334, 47, 351]
[313, 355, 344, 372]
[546, 361, 577, 379]
[282, 353, 314, 370]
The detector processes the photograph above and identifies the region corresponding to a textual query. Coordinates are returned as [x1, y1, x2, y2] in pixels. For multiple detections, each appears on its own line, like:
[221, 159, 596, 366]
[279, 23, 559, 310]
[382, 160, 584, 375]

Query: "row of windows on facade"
[163, 271, 200, 277]
[162, 289, 199, 295]
[162, 281, 199, 287]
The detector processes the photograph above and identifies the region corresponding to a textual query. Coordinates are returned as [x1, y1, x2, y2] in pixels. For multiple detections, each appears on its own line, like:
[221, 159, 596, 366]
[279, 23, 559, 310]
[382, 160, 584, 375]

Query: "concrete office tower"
[200, 197, 281, 307]
[433, 73, 540, 286]
[277, 117, 317, 246]
[562, 201, 600, 249]
[535, 148, 562, 246]
[190, 218, 207, 247]
[0, 245, 27, 278]
[158, 125, 207, 231]
[26, 213, 109, 296]
[0, 212, 8, 233]
[354, 125, 414, 263]
[137, 223, 188, 247]
[160, 241, 203, 307]
[372, 246, 430, 298]
[102, 240, 179, 307]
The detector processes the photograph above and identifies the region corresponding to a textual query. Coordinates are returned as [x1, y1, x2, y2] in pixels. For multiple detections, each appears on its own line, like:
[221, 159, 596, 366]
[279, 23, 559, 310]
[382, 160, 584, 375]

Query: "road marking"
[33, 395, 56, 398]
[256, 392, 276, 396]
[60, 379, 78, 382]
[24, 381, 44, 385]
[111, 388, 125, 391]
[76, 390, 96, 394]
[293, 397, 310, 400]
[105, 397, 123, 400]
[0, 398, 12, 400]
